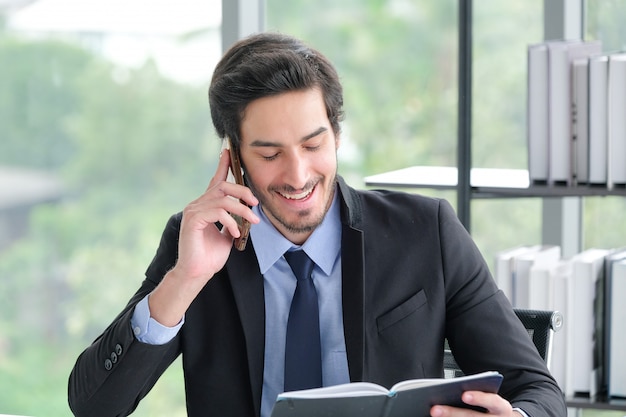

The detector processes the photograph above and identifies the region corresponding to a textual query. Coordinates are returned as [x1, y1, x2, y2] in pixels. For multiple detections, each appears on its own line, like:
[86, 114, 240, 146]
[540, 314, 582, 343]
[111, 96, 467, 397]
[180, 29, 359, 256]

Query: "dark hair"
[208, 32, 344, 152]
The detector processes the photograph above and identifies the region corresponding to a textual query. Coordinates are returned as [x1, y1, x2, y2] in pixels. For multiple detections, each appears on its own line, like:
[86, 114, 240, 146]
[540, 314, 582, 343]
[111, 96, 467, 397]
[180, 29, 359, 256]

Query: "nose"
[283, 151, 309, 190]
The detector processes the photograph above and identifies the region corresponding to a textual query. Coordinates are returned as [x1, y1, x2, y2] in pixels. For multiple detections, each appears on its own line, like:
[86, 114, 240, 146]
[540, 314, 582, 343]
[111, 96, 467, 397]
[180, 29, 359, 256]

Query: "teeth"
[280, 189, 312, 200]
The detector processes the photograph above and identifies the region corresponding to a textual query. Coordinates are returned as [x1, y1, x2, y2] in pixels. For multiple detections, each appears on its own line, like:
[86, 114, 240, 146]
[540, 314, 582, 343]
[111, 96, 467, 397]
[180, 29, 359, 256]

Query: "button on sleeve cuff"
[130, 294, 184, 345]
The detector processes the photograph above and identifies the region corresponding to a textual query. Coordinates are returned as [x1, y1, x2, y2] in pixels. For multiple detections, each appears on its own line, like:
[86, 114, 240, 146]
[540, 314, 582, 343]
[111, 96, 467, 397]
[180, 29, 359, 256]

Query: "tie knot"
[284, 250, 314, 282]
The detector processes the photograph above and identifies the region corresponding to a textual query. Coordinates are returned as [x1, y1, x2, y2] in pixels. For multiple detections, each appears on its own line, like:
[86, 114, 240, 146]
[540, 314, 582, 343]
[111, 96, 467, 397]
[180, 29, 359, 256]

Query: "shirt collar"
[250, 190, 341, 276]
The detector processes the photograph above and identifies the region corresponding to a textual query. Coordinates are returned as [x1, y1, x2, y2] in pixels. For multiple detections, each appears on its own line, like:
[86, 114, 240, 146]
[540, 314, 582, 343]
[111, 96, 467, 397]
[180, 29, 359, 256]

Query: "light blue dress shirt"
[130, 191, 349, 417]
[253, 191, 349, 417]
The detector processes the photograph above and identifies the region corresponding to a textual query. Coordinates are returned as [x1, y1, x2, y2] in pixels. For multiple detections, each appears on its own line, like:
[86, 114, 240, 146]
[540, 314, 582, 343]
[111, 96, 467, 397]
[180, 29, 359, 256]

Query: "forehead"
[240, 88, 329, 143]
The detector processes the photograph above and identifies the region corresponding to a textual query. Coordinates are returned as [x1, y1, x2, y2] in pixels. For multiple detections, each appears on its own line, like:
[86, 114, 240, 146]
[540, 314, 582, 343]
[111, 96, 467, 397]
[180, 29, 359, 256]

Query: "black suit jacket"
[68, 177, 566, 417]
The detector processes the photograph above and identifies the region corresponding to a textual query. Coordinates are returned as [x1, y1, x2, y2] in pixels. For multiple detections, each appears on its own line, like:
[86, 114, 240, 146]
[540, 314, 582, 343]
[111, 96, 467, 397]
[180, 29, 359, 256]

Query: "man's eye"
[262, 153, 279, 161]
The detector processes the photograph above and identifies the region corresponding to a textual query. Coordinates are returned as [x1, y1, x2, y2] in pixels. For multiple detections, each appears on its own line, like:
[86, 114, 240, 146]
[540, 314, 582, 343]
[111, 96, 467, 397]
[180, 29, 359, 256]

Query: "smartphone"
[225, 138, 251, 251]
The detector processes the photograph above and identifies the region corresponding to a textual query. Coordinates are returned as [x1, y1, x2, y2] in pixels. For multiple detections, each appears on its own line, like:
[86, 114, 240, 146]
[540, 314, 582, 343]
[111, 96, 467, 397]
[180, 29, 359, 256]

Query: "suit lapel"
[226, 244, 265, 417]
[341, 224, 365, 382]
[337, 178, 366, 382]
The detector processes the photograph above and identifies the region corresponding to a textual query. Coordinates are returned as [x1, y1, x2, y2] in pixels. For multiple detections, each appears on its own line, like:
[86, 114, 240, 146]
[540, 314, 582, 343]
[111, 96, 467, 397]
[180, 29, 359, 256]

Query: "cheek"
[319, 153, 338, 174]
[243, 164, 274, 190]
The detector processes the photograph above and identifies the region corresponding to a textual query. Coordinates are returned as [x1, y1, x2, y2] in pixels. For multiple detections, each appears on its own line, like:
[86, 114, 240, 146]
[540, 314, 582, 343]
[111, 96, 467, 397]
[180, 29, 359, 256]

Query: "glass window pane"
[0, 2, 221, 416]
[472, 0, 543, 170]
[470, 1, 544, 267]
[586, 0, 626, 52]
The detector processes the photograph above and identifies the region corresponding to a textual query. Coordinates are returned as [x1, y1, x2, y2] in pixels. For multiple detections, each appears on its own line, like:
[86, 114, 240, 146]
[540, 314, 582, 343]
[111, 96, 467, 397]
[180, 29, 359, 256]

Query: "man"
[68, 32, 566, 417]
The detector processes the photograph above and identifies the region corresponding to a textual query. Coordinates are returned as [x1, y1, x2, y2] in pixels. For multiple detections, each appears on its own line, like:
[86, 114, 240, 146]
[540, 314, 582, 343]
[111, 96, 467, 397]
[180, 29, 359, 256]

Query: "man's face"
[239, 87, 340, 244]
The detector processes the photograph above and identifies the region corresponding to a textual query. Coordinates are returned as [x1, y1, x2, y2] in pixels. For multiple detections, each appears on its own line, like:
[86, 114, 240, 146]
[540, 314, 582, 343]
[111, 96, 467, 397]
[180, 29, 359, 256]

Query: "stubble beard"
[247, 174, 338, 237]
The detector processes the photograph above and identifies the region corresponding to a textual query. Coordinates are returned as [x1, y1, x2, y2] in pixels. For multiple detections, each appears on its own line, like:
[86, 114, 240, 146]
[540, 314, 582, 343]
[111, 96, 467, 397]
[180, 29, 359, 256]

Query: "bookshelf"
[365, 0, 625, 414]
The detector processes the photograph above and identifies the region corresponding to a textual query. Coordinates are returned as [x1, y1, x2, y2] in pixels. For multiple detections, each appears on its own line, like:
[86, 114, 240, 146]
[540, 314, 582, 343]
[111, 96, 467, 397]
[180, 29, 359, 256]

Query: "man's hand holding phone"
[177, 144, 259, 279]
[147, 145, 259, 327]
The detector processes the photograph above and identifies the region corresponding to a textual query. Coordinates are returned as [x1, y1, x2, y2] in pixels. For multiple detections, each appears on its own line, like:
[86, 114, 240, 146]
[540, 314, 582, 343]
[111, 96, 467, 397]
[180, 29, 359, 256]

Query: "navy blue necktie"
[283, 250, 322, 392]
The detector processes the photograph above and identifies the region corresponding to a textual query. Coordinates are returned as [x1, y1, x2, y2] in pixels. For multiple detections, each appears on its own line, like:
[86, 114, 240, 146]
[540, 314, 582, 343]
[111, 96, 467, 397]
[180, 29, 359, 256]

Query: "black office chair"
[443, 308, 563, 378]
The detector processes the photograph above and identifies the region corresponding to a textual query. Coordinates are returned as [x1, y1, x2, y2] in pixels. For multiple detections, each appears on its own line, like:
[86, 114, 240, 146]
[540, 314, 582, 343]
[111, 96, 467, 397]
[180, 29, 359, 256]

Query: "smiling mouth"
[278, 185, 315, 200]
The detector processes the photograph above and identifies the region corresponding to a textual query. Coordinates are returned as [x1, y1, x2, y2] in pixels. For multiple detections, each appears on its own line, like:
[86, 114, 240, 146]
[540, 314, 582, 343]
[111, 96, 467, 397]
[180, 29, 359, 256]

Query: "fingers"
[430, 392, 513, 417]
[209, 148, 258, 207]
[186, 182, 259, 241]
[183, 186, 259, 239]
[179, 147, 260, 251]
[461, 391, 512, 415]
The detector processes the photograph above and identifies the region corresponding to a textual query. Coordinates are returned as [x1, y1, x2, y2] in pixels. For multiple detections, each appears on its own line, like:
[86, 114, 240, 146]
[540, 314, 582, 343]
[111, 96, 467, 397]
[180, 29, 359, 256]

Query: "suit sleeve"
[68, 214, 183, 417]
[437, 200, 566, 417]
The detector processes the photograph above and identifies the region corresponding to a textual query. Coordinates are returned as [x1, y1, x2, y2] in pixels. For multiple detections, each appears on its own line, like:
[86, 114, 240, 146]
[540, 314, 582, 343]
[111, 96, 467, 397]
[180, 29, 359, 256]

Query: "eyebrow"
[249, 126, 328, 147]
